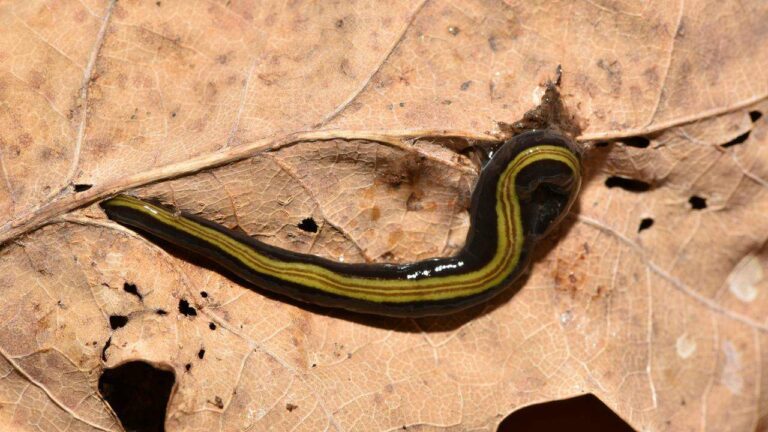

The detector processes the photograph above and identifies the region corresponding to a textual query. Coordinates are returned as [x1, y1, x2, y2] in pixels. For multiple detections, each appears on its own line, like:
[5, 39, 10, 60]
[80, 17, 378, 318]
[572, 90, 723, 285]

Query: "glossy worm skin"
[101, 130, 582, 317]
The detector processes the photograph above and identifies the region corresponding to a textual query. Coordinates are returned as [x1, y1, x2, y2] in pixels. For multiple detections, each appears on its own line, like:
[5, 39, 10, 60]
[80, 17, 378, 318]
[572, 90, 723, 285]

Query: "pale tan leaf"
[1, 1, 767, 431]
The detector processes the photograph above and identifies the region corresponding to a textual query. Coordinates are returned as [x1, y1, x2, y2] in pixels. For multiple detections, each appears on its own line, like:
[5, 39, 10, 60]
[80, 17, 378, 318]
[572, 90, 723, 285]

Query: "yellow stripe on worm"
[101, 130, 582, 316]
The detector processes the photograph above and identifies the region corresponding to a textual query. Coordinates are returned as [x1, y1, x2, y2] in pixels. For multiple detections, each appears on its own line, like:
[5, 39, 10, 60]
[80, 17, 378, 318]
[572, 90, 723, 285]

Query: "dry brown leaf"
[1, 0, 768, 431]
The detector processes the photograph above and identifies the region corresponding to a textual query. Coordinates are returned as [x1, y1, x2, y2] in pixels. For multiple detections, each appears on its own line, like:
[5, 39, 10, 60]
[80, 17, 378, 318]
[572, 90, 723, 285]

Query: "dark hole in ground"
[198, 348, 206, 359]
[638, 217, 654, 232]
[109, 315, 129, 330]
[593, 141, 610, 148]
[209, 322, 217, 330]
[298, 217, 318, 233]
[689, 195, 707, 210]
[123, 282, 142, 300]
[604, 176, 651, 192]
[721, 131, 750, 148]
[99, 361, 175, 432]
[200, 291, 208, 298]
[497, 394, 635, 432]
[178, 299, 197, 317]
[750, 110, 763, 122]
[621, 136, 650, 148]
[73, 183, 93, 192]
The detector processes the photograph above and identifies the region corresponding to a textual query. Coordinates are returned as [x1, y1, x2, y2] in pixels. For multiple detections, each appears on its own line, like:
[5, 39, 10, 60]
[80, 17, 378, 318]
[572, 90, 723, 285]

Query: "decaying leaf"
[1, 0, 767, 431]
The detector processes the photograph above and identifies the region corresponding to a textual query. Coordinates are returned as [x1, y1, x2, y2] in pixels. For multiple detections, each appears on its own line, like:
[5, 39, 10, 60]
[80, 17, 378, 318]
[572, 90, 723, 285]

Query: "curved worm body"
[101, 130, 582, 317]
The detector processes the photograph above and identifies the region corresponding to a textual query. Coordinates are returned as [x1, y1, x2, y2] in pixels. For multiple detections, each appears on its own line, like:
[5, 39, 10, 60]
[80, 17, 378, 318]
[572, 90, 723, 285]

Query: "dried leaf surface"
[1, 1, 767, 431]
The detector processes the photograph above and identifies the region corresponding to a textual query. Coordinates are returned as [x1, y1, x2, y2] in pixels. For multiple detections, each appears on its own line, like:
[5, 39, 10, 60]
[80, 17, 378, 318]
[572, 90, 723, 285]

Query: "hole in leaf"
[123, 282, 142, 300]
[185, 363, 191, 372]
[198, 348, 206, 359]
[497, 394, 635, 432]
[298, 217, 318, 233]
[178, 299, 197, 317]
[621, 136, 650, 148]
[99, 361, 175, 432]
[689, 195, 707, 210]
[109, 315, 129, 330]
[101, 337, 111, 362]
[750, 110, 763, 122]
[604, 176, 651, 192]
[721, 131, 750, 148]
[200, 291, 208, 298]
[156, 309, 168, 316]
[638, 218, 654, 232]
[73, 183, 92, 192]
